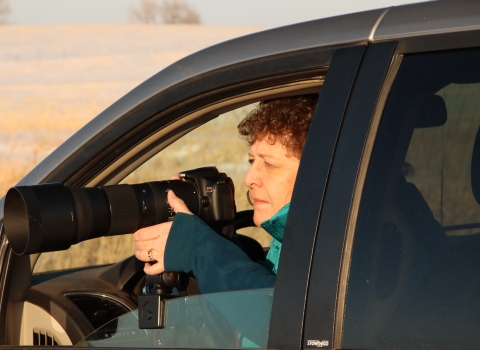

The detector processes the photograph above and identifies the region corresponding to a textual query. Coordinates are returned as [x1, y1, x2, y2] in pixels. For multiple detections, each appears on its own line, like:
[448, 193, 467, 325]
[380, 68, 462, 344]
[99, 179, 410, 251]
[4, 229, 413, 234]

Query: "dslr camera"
[4, 166, 236, 256]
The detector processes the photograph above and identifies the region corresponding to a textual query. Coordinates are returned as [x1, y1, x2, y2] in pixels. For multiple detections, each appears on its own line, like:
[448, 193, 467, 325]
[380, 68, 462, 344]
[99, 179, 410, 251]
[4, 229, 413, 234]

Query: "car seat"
[355, 94, 450, 347]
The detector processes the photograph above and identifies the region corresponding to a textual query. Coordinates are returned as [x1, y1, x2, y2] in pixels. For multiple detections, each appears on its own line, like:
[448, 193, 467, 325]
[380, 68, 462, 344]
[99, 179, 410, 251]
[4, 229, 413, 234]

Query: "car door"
[303, 2, 480, 349]
[342, 44, 480, 350]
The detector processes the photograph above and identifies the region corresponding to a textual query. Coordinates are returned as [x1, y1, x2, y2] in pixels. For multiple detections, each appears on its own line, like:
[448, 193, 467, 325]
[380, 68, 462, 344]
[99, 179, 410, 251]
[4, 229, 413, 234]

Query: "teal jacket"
[164, 204, 289, 293]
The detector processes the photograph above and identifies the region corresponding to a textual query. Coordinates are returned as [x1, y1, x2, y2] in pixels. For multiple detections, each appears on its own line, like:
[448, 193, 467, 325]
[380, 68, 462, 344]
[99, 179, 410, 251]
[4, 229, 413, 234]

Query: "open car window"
[31, 79, 324, 274]
[33, 102, 272, 274]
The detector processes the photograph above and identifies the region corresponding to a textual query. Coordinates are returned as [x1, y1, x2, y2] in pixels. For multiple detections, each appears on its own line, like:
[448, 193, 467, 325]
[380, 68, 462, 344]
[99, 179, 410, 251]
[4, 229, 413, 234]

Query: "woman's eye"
[248, 159, 254, 165]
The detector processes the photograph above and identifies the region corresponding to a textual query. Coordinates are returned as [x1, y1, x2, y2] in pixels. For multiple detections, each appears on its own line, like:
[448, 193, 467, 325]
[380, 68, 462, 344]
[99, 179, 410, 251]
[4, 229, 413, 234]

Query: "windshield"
[76, 288, 273, 349]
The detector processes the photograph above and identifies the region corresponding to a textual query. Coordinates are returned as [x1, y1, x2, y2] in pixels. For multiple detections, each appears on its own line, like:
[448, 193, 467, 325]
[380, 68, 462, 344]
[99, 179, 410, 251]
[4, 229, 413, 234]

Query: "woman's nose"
[244, 166, 253, 187]
[244, 162, 260, 188]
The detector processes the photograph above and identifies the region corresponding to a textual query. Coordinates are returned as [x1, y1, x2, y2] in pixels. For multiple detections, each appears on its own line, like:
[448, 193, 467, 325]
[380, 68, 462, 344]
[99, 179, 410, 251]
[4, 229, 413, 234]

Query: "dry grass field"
[0, 24, 269, 272]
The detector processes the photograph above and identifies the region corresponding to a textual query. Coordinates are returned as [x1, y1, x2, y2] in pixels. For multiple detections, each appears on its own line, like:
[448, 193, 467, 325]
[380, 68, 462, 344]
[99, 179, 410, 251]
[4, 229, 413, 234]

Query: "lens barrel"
[5, 183, 78, 255]
[4, 180, 199, 255]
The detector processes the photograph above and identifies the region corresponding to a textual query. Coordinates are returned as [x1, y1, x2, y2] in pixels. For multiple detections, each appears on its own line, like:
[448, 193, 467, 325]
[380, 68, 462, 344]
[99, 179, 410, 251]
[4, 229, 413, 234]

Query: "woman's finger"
[135, 248, 148, 262]
[135, 247, 157, 262]
[135, 239, 158, 251]
[168, 190, 193, 215]
[132, 226, 159, 242]
[144, 261, 165, 275]
[132, 222, 172, 242]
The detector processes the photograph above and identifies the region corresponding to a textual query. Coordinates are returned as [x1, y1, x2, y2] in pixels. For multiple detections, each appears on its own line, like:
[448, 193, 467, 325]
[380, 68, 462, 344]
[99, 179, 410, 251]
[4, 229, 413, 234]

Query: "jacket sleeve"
[164, 213, 276, 293]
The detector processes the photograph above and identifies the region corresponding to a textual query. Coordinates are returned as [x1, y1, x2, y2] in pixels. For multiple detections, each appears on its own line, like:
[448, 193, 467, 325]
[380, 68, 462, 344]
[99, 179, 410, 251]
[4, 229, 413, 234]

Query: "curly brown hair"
[237, 94, 318, 158]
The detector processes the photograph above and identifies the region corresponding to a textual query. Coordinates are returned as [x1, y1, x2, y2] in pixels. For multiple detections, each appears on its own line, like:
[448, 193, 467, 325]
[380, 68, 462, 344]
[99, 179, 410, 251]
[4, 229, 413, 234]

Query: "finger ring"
[147, 249, 154, 262]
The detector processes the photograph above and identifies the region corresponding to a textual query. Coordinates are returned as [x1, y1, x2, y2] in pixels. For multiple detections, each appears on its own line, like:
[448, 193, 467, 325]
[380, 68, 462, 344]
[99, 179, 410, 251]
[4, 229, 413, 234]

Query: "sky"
[7, 0, 428, 27]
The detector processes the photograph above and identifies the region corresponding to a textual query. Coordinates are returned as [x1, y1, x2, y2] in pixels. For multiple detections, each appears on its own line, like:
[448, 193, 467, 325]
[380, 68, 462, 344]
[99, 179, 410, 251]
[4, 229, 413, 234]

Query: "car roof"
[3, 0, 480, 213]
[375, 0, 480, 42]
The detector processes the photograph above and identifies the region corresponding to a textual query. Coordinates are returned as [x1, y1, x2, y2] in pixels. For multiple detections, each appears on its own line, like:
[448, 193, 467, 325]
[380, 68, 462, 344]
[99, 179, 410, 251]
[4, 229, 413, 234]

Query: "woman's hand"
[133, 190, 193, 275]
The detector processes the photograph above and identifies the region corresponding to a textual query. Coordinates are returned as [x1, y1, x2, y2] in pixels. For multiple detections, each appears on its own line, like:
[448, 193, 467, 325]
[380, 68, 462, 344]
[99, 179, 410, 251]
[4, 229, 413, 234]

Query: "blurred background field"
[0, 24, 268, 272]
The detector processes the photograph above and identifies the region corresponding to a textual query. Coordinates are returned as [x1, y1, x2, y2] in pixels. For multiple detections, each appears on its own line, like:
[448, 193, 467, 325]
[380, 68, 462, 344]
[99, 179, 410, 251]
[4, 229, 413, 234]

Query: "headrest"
[471, 126, 480, 205]
[415, 95, 447, 128]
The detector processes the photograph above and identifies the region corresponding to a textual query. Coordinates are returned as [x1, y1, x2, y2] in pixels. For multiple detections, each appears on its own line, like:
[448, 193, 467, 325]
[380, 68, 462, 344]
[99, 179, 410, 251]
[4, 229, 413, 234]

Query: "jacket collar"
[261, 203, 290, 243]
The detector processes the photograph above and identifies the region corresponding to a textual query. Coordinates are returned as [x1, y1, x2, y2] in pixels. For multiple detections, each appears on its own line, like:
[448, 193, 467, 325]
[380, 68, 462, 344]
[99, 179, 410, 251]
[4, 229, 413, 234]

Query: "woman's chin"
[253, 216, 263, 227]
[253, 210, 273, 227]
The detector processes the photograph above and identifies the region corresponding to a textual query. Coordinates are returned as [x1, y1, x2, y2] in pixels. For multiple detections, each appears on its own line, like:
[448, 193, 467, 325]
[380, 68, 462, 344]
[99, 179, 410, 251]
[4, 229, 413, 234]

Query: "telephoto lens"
[4, 180, 199, 256]
[4, 167, 235, 255]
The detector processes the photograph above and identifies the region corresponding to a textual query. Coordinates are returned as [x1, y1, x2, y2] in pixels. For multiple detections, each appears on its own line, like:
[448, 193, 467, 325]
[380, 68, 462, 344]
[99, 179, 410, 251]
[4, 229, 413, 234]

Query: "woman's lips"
[253, 197, 268, 205]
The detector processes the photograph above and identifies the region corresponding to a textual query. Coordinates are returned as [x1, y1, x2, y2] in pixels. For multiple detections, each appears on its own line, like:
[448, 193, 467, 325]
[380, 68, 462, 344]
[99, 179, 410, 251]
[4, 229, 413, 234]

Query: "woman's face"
[244, 136, 300, 226]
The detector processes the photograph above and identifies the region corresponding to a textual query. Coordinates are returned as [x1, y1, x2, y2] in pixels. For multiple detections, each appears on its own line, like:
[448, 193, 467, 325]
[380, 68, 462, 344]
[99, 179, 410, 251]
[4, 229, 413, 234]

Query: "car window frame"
[0, 43, 378, 348]
[0, 77, 331, 348]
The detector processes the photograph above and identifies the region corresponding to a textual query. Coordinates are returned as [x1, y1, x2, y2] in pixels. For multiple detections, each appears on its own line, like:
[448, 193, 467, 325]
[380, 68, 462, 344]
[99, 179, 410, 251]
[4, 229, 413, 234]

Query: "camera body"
[178, 167, 235, 236]
[4, 166, 236, 255]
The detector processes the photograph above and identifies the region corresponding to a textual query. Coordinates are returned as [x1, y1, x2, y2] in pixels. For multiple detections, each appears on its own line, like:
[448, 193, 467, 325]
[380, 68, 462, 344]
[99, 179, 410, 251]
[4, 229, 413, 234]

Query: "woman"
[133, 94, 317, 293]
